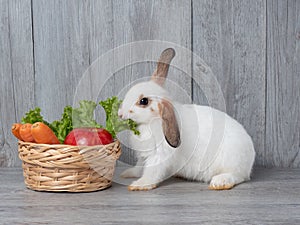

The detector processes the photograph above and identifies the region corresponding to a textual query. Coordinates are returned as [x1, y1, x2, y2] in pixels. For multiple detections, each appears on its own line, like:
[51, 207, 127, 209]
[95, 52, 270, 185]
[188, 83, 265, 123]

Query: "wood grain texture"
[112, 0, 192, 102]
[32, 0, 90, 121]
[87, 0, 114, 126]
[266, 0, 300, 167]
[0, 167, 299, 224]
[192, 0, 266, 166]
[109, 0, 192, 165]
[0, 0, 34, 167]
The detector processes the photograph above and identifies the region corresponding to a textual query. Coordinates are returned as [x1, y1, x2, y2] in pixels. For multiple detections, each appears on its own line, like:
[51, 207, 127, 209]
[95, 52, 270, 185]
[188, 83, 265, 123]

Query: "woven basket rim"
[18, 139, 120, 148]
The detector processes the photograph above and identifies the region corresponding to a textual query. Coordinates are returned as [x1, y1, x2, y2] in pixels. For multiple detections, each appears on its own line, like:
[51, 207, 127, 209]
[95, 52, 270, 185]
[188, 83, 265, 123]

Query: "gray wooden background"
[0, 0, 299, 168]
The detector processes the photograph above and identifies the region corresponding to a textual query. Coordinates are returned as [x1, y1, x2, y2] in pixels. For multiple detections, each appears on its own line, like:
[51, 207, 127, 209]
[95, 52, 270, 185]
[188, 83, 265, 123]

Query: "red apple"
[64, 128, 113, 146]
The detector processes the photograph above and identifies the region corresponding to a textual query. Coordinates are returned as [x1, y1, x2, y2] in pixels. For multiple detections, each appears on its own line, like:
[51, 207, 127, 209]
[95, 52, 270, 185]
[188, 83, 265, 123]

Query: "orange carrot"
[31, 122, 60, 144]
[11, 123, 23, 141]
[19, 123, 35, 142]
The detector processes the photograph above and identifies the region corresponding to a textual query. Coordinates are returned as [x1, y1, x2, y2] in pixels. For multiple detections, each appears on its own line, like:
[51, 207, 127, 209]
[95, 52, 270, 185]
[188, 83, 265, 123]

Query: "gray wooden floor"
[0, 168, 299, 225]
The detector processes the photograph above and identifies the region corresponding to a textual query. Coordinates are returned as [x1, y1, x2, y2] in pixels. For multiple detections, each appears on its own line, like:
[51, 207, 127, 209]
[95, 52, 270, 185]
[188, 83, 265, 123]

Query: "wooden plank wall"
[0, 0, 299, 167]
[266, 0, 300, 167]
[192, 0, 266, 166]
[0, 0, 34, 167]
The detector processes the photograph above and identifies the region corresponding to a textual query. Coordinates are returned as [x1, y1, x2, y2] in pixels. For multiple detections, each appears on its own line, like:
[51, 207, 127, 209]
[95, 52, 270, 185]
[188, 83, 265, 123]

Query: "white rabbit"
[118, 48, 255, 191]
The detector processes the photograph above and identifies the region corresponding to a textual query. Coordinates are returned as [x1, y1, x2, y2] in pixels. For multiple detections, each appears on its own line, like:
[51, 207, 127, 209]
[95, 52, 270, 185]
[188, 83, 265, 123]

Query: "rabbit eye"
[139, 97, 149, 106]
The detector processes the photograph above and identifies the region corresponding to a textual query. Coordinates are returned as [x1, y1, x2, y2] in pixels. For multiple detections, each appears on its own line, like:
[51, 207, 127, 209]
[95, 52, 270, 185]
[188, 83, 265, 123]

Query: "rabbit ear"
[151, 48, 176, 86]
[159, 99, 181, 148]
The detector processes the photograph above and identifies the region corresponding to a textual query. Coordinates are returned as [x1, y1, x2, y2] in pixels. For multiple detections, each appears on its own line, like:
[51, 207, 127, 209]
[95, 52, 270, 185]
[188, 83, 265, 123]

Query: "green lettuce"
[51, 101, 102, 143]
[21, 107, 49, 125]
[50, 106, 73, 143]
[99, 96, 140, 138]
[21, 98, 139, 143]
[72, 100, 102, 129]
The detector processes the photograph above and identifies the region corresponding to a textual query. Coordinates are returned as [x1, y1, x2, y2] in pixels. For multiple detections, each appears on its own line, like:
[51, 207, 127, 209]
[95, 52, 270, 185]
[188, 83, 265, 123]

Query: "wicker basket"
[18, 140, 121, 192]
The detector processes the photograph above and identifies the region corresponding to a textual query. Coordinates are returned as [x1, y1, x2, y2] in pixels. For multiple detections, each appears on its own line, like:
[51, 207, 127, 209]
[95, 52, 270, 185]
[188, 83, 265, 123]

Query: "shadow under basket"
[18, 140, 121, 192]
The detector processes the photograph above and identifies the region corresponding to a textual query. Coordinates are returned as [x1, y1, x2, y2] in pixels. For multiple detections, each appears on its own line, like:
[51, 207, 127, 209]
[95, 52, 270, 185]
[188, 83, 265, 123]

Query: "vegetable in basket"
[11, 123, 23, 141]
[21, 107, 50, 125]
[51, 101, 103, 143]
[64, 128, 113, 146]
[31, 122, 60, 144]
[64, 97, 140, 146]
[19, 123, 35, 142]
[99, 96, 140, 138]
[12, 97, 139, 145]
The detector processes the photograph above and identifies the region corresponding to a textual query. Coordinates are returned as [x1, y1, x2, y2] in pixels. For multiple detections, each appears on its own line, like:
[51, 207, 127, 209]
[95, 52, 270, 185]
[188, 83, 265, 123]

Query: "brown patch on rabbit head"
[151, 48, 175, 86]
[158, 99, 181, 148]
[136, 94, 152, 108]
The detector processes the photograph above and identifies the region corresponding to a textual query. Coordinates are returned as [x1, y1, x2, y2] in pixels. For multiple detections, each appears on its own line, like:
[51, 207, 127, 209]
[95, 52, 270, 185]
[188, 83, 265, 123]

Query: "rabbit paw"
[128, 179, 157, 191]
[120, 167, 142, 178]
[209, 173, 236, 190]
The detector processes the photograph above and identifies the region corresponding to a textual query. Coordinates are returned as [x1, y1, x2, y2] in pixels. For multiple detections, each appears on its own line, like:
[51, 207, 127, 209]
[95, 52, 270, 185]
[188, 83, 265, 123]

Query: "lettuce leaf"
[72, 100, 102, 129]
[21, 107, 49, 125]
[21, 98, 139, 143]
[99, 96, 140, 138]
[50, 101, 102, 143]
[50, 106, 73, 143]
